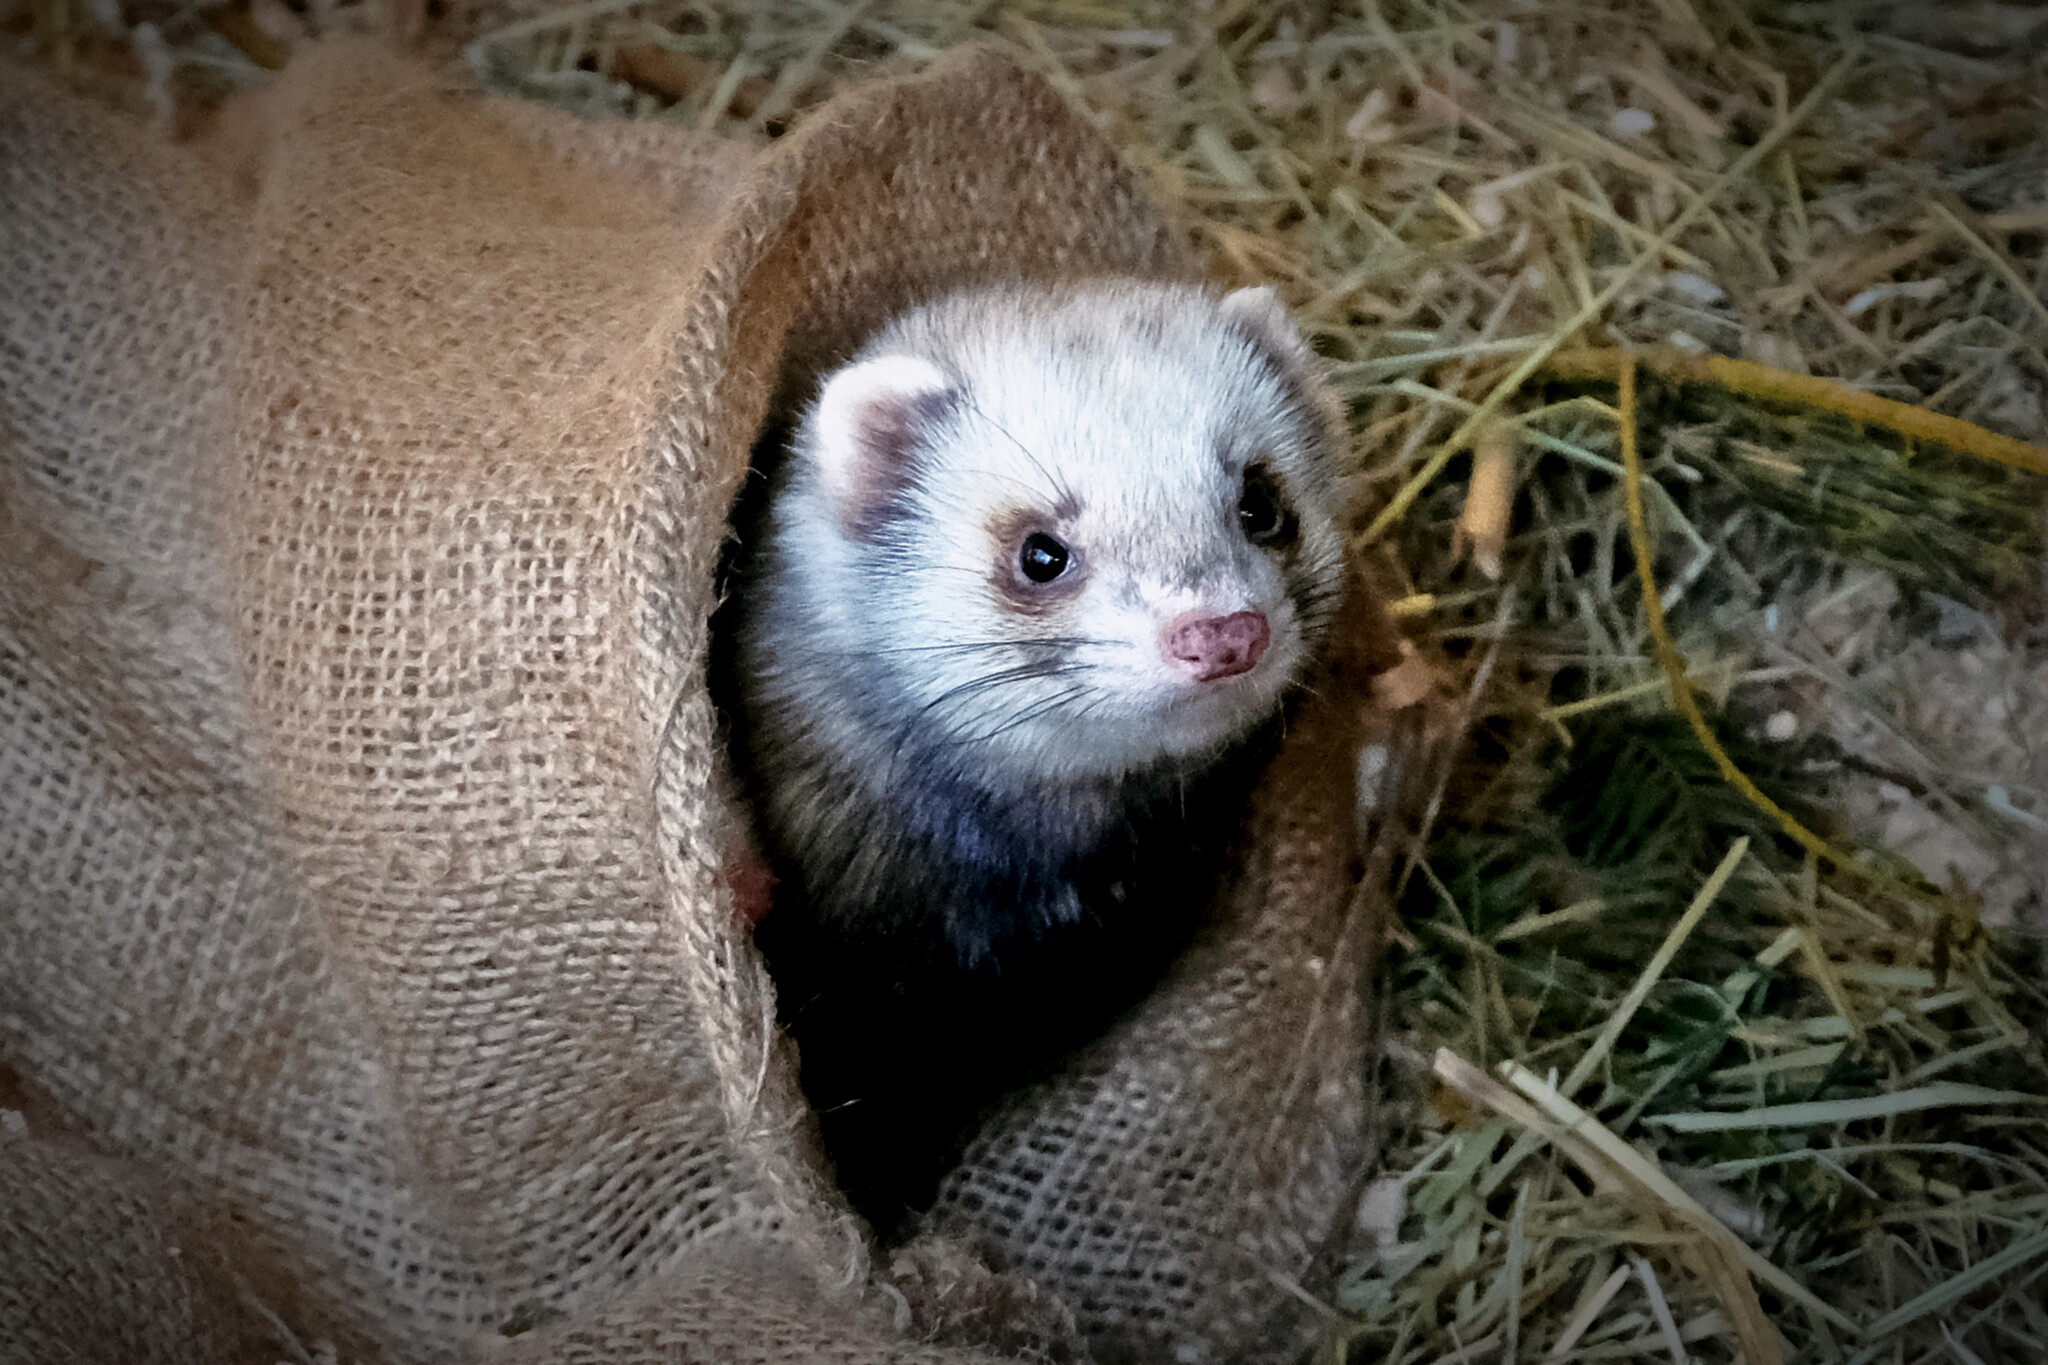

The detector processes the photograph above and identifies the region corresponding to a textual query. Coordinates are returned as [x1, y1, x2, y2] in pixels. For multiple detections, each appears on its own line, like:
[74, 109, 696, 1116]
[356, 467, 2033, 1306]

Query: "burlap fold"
[1, 38, 1408, 1364]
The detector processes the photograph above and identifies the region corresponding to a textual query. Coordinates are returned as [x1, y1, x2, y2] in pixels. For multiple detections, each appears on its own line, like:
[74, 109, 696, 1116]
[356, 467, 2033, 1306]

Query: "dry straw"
[24, 0, 2048, 1360]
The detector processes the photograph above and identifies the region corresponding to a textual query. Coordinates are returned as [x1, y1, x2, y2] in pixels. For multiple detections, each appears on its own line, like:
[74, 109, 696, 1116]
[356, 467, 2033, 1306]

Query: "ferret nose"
[1162, 609, 1271, 682]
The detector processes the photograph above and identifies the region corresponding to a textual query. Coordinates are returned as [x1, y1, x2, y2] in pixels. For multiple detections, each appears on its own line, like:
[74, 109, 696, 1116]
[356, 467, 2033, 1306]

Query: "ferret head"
[758, 281, 1349, 785]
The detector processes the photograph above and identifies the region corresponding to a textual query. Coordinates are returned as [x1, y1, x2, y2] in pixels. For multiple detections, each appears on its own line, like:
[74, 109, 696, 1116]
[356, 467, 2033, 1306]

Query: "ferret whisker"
[785, 639, 1099, 671]
[951, 461, 1077, 507]
[950, 685, 1099, 745]
[1293, 582, 1348, 615]
[862, 637, 1098, 658]
[916, 664, 1067, 714]
[963, 397, 1082, 513]
[919, 662, 1100, 718]
[961, 683, 1098, 735]
[1071, 691, 1127, 726]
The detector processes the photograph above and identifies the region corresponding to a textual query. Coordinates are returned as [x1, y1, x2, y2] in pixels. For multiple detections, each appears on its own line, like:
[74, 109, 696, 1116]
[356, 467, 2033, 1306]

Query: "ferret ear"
[808, 354, 957, 539]
[1222, 284, 1347, 476]
[1220, 285, 1312, 363]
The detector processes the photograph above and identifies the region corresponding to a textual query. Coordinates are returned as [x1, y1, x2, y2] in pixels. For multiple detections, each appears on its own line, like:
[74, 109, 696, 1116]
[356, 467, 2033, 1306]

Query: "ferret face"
[758, 282, 1348, 785]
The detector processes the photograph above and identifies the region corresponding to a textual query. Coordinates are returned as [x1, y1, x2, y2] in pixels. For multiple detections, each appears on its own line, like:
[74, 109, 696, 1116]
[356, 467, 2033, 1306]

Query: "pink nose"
[1162, 609, 1271, 682]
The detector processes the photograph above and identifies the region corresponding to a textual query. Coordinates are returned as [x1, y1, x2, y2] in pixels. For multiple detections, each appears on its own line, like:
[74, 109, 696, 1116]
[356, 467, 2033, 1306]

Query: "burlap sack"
[0, 39, 1418, 1364]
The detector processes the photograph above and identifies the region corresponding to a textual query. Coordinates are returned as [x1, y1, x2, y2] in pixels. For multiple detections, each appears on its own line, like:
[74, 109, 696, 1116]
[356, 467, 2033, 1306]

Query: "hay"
[14, 0, 2048, 1361]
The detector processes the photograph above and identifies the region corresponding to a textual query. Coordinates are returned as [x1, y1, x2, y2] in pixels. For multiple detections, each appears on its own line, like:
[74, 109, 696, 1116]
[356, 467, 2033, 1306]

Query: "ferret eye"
[1019, 531, 1072, 584]
[1238, 462, 1298, 548]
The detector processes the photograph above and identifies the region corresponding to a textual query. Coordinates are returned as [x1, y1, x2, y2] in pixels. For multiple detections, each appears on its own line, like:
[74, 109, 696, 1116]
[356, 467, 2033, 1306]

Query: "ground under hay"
[14, 1, 2048, 1361]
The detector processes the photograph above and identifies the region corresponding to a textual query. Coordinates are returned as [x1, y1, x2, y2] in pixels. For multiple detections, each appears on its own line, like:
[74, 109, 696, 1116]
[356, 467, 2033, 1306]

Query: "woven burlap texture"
[0, 39, 1405, 1365]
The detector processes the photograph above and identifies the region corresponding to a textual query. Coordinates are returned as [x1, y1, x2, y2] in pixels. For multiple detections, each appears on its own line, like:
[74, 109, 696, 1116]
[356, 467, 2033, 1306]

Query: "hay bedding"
[13, 1, 2048, 1363]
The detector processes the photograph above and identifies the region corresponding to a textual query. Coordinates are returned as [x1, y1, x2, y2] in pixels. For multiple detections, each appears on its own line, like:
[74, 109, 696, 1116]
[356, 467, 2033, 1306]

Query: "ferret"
[715, 280, 1350, 1230]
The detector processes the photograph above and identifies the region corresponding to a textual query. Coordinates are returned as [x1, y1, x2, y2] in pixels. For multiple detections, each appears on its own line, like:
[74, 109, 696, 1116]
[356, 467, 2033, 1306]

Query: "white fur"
[810, 353, 952, 511]
[1219, 284, 1309, 362]
[745, 281, 1347, 789]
